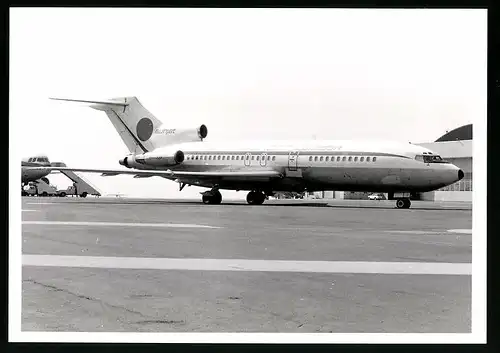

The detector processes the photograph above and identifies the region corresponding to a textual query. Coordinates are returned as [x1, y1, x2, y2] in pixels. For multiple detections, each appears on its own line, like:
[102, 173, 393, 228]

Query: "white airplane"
[21, 155, 52, 184]
[41, 96, 463, 208]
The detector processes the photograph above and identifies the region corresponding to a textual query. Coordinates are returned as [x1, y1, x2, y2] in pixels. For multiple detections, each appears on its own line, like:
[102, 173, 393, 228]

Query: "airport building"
[306, 124, 473, 202]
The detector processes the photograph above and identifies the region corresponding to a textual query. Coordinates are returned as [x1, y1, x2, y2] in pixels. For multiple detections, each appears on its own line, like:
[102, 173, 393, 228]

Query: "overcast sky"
[11, 8, 486, 199]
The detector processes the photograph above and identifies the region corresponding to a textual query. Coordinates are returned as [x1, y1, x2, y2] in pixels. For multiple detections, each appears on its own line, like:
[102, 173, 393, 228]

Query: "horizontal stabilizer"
[49, 97, 129, 107]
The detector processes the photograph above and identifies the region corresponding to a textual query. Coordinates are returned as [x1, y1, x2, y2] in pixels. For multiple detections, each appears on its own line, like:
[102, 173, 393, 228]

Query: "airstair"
[58, 170, 101, 197]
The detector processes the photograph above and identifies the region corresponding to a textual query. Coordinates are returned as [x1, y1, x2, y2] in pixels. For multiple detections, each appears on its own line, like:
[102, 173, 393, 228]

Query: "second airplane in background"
[43, 96, 463, 208]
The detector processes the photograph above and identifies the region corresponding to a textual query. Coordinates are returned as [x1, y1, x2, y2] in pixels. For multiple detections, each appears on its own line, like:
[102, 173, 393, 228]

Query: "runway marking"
[22, 209, 39, 212]
[22, 221, 221, 229]
[26, 202, 58, 205]
[385, 230, 471, 235]
[22, 255, 471, 275]
[447, 229, 472, 234]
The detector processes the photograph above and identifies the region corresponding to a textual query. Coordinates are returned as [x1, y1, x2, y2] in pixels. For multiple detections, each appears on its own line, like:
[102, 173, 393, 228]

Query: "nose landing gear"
[395, 198, 411, 209]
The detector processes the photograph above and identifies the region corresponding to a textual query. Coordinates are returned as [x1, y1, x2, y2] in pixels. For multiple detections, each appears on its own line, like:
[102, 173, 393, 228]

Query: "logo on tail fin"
[137, 117, 154, 141]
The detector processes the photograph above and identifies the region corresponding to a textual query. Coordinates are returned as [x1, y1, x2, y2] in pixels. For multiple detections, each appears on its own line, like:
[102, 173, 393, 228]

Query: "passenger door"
[288, 151, 299, 171]
[260, 153, 268, 167]
[244, 153, 251, 167]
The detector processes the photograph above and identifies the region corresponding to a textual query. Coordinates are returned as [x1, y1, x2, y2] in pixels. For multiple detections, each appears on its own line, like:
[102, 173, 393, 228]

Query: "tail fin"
[50, 97, 163, 154]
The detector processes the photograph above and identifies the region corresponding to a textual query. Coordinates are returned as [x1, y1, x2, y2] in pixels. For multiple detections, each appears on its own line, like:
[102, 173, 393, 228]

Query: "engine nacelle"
[134, 149, 185, 167]
[169, 124, 208, 143]
[119, 154, 145, 169]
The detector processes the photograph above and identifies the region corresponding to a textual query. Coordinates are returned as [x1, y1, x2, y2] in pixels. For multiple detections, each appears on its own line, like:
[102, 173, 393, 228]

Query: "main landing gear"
[395, 198, 411, 209]
[201, 189, 222, 204]
[246, 191, 267, 205]
[199, 188, 269, 205]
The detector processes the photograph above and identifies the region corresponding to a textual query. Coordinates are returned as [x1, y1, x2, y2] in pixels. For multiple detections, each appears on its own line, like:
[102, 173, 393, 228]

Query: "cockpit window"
[416, 154, 449, 163]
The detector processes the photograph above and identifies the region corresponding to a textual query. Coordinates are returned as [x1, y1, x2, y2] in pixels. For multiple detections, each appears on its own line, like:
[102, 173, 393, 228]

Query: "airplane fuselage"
[21, 161, 51, 184]
[47, 96, 464, 207]
[131, 139, 463, 194]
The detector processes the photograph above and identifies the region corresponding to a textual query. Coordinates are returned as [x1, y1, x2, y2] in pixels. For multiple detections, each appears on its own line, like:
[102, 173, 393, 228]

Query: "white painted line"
[447, 229, 473, 234]
[21, 221, 221, 229]
[22, 255, 472, 275]
[386, 230, 471, 235]
[385, 230, 445, 235]
[26, 202, 58, 205]
[21, 209, 39, 212]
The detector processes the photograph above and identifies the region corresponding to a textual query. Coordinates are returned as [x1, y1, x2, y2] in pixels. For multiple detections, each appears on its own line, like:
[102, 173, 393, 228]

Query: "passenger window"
[272, 156, 276, 161]
[257, 156, 260, 161]
[342, 157, 346, 162]
[218, 155, 221, 160]
[267, 155, 270, 160]
[309, 156, 313, 161]
[251, 156, 255, 160]
[195, 156, 199, 160]
[373, 157, 377, 162]
[231, 156, 235, 160]
[314, 156, 318, 161]
[325, 156, 329, 162]
[319, 156, 323, 162]
[236, 156, 239, 160]
[354, 157, 358, 162]
[348, 157, 352, 162]
[337, 157, 340, 162]
[360, 157, 364, 162]
[366, 157, 370, 162]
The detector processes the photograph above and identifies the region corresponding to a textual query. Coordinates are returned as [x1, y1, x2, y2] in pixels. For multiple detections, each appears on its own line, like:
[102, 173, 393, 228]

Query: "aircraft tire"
[247, 191, 266, 205]
[202, 191, 222, 205]
[213, 191, 222, 204]
[202, 195, 211, 204]
[396, 199, 405, 209]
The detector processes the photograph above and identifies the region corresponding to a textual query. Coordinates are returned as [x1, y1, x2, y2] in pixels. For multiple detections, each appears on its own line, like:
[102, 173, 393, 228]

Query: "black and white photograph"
[10, 7, 487, 343]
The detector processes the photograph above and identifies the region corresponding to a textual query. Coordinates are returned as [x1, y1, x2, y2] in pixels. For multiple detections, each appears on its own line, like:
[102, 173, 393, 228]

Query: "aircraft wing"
[41, 167, 283, 180]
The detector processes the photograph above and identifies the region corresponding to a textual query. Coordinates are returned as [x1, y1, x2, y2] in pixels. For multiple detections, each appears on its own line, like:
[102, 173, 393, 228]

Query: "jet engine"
[120, 149, 185, 168]
[118, 155, 145, 169]
[166, 124, 208, 143]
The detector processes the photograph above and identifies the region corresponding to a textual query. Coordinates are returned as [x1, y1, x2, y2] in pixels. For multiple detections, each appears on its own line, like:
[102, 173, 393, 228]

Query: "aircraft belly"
[306, 167, 430, 189]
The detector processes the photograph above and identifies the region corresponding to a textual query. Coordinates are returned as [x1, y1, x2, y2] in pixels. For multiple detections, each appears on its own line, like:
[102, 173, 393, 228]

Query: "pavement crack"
[23, 279, 149, 319]
[134, 319, 185, 325]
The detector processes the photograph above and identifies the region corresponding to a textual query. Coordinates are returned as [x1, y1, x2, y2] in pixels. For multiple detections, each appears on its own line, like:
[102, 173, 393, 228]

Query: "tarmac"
[21, 197, 472, 333]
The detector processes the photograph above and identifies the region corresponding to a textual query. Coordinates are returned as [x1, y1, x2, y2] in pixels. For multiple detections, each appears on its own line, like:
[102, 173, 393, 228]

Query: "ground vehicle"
[368, 193, 384, 200]
[56, 183, 100, 198]
[24, 180, 58, 197]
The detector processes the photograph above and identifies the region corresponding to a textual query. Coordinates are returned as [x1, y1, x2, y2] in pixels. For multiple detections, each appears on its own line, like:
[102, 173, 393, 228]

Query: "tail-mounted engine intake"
[198, 124, 208, 140]
[159, 124, 207, 143]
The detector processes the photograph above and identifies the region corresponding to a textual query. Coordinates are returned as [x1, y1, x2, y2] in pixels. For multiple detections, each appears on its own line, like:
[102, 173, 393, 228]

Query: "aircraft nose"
[458, 169, 464, 181]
